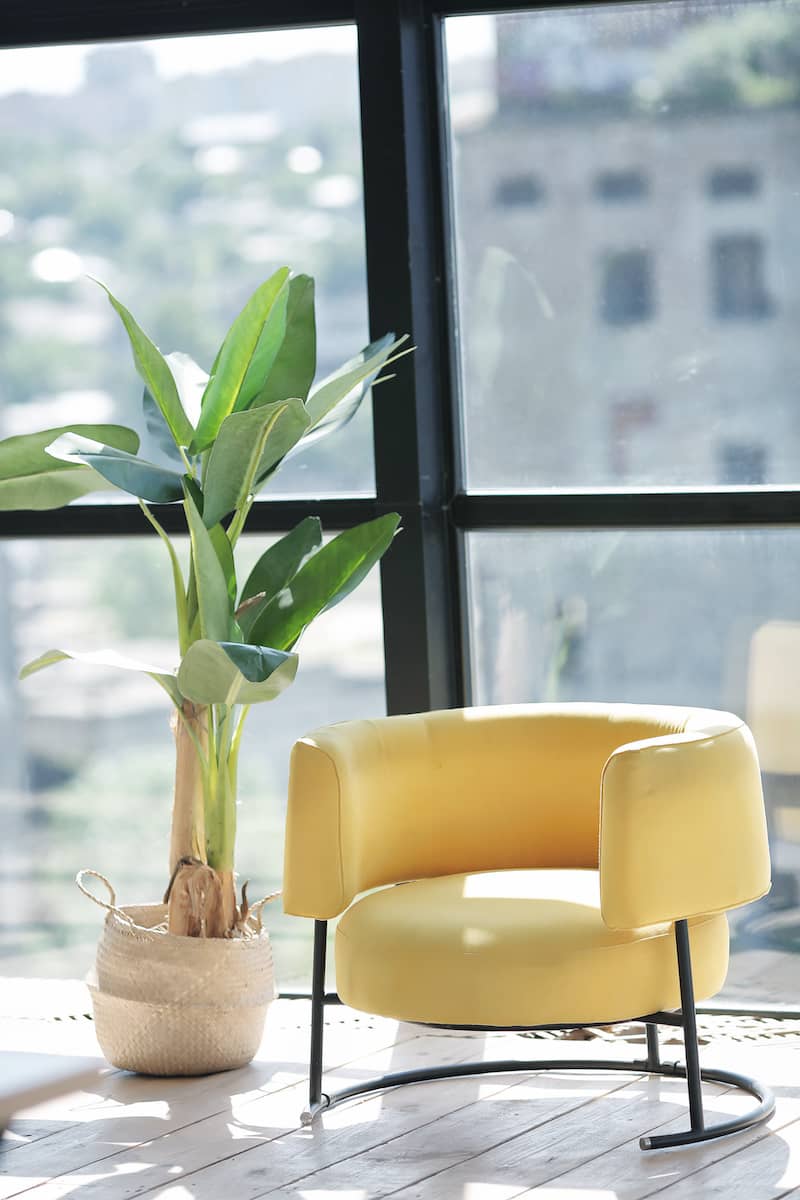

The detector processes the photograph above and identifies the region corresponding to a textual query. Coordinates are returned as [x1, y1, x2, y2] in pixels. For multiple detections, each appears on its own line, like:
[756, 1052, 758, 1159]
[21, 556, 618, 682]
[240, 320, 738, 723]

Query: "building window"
[594, 169, 648, 203]
[718, 442, 767, 484]
[712, 234, 771, 319]
[709, 167, 760, 200]
[599, 249, 654, 325]
[495, 174, 545, 207]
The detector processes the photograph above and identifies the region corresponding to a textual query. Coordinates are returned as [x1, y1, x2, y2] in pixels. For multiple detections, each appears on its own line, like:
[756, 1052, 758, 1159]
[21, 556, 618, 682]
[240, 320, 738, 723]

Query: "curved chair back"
[284, 702, 706, 919]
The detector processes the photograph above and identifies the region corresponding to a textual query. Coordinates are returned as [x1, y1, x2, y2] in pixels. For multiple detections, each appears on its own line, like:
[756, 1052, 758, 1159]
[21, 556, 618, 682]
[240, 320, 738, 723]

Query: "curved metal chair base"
[301, 1056, 774, 1150]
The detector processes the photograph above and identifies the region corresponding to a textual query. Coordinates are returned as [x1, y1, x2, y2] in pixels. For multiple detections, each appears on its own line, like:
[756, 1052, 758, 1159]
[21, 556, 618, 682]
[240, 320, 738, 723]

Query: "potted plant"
[0, 268, 406, 1074]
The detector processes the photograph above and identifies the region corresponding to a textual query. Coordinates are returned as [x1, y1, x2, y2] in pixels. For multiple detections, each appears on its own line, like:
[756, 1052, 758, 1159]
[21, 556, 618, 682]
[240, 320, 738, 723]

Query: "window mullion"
[356, 0, 464, 714]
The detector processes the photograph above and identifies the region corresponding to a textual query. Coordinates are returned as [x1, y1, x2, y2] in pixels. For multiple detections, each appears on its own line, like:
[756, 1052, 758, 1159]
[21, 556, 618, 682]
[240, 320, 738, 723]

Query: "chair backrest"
[600, 708, 770, 928]
[283, 702, 693, 919]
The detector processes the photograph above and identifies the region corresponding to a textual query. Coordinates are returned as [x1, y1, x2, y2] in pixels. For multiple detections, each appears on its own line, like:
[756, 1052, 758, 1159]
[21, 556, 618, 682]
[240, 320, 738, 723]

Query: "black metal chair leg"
[300, 919, 774, 1148]
[677, 918, 705, 1132]
[302, 920, 330, 1126]
[640, 919, 775, 1150]
[645, 1022, 660, 1072]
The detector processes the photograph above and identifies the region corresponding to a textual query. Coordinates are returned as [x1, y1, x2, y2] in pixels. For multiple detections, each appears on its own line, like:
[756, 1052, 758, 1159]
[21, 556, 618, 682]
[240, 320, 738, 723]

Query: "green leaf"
[0, 469, 106, 510]
[142, 389, 184, 465]
[183, 484, 232, 642]
[305, 334, 406, 427]
[47, 434, 185, 504]
[139, 501, 190, 656]
[177, 640, 298, 705]
[0, 423, 140, 510]
[165, 351, 207, 430]
[96, 280, 194, 448]
[240, 516, 323, 605]
[209, 523, 237, 606]
[192, 269, 291, 452]
[248, 513, 400, 651]
[20, 647, 181, 707]
[250, 274, 316, 407]
[201, 399, 310, 528]
[238, 517, 323, 639]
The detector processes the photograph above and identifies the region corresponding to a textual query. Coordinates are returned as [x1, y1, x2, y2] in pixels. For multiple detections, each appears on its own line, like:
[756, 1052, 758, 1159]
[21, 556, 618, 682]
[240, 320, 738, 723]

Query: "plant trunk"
[169, 701, 208, 872]
[167, 702, 238, 937]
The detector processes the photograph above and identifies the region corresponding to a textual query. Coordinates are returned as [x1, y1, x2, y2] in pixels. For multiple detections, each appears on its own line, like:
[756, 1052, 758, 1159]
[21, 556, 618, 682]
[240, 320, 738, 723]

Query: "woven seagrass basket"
[78, 871, 277, 1076]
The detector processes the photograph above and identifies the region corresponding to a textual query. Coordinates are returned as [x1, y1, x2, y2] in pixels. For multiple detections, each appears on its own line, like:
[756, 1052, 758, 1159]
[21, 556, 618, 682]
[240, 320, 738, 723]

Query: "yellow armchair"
[284, 702, 773, 1150]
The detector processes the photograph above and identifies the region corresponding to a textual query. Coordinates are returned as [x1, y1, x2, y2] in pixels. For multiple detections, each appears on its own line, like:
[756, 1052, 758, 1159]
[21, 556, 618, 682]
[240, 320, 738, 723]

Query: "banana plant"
[3, 269, 408, 936]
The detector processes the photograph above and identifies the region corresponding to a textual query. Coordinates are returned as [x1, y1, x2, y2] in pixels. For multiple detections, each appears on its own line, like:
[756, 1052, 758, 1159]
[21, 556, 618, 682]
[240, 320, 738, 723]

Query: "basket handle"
[76, 870, 135, 926]
[248, 890, 281, 930]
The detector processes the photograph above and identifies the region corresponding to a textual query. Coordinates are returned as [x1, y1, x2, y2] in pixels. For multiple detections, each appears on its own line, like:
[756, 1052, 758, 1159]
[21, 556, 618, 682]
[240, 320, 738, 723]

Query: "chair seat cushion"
[335, 869, 729, 1027]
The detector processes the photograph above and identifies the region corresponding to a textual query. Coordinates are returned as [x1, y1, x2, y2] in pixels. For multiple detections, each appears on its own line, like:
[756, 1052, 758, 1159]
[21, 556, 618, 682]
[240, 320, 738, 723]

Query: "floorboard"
[0, 990, 797, 1200]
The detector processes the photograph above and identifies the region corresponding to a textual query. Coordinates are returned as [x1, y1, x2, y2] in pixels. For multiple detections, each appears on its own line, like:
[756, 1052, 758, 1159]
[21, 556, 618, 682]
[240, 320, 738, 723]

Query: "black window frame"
[3, 0, 800, 1017]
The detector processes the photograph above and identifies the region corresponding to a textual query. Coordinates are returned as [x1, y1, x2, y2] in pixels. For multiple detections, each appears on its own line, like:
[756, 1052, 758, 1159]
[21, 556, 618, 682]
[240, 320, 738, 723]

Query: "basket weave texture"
[88, 900, 276, 1076]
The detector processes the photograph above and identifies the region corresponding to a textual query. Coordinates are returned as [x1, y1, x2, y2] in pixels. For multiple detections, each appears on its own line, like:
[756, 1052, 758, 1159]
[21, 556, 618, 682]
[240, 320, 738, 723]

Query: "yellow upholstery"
[336, 869, 729, 1026]
[283, 703, 770, 1026]
[600, 716, 770, 928]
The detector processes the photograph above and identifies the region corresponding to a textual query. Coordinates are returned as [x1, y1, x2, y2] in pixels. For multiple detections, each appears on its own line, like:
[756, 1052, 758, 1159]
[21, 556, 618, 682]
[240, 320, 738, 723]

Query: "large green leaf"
[142, 389, 184, 465]
[141, 352, 207, 465]
[0, 423, 140, 510]
[183, 485, 232, 642]
[191, 269, 291, 452]
[20, 647, 181, 706]
[305, 334, 406, 427]
[248, 513, 400, 651]
[209, 523, 237, 606]
[166, 351, 207, 430]
[177, 640, 298, 705]
[201, 399, 310, 528]
[240, 516, 323, 606]
[47, 434, 185, 504]
[0, 468, 115, 510]
[238, 517, 322, 639]
[250, 274, 316, 407]
[96, 280, 194, 448]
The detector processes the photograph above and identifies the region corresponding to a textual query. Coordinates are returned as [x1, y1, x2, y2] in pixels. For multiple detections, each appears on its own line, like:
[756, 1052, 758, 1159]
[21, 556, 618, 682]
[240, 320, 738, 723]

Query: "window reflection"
[467, 528, 800, 1005]
[0, 29, 372, 497]
[0, 536, 385, 986]
[446, 0, 800, 488]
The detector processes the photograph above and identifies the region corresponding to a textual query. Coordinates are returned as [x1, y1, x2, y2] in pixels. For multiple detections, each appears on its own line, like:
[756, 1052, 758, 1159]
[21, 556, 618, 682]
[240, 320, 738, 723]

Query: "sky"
[0, 18, 495, 97]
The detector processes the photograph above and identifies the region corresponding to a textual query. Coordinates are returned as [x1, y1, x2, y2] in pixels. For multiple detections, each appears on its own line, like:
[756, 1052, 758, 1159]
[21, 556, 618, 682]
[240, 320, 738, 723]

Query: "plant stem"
[226, 497, 253, 549]
[205, 704, 236, 873]
[169, 701, 208, 873]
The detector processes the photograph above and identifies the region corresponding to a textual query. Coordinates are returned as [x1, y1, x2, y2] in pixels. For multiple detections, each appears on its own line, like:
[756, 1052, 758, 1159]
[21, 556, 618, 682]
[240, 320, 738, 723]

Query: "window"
[0, 30, 372, 497]
[709, 166, 760, 199]
[6, 535, 384, 985]
[712, 234, 772, 318]
[446, 0, 800, 1008]
[2, 0, 799, 1012]
[594, 169, 648, 202]
[0, 25, 377, 990]
[599, 249, 654, 325]
[496, 173, 545, 207]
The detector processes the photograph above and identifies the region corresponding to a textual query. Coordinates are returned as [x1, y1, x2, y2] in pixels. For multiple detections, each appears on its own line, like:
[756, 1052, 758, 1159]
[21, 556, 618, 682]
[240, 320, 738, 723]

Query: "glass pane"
[445, 3, 800, 488]
[0, 29, 373, 497]
[467, 528, 800, 1006]
[0, 536, 385, 988]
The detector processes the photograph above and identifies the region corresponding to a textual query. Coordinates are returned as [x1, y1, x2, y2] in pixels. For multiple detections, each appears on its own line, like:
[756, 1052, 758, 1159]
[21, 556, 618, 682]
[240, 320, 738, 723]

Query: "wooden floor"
[1, 992, 799, 1199]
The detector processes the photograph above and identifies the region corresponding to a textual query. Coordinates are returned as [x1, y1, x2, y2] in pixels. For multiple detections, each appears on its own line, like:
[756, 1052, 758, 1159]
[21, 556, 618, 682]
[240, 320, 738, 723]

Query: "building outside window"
[712, 233, 772, 318]
[599, 248, 655, 325]
[708, 165, 760, 199]
[594, 168, 648, 202]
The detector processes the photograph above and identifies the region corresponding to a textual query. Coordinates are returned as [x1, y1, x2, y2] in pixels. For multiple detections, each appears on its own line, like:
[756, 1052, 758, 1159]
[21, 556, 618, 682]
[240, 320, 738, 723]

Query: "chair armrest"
[599, 719, 770, 930]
